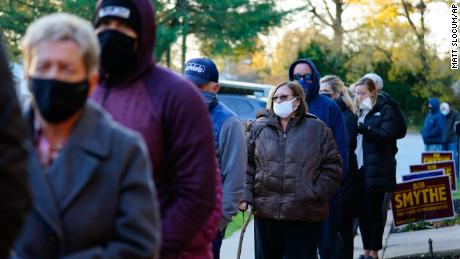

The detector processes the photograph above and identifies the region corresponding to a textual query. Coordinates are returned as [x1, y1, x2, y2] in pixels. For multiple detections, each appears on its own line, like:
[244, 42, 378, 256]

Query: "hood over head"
[427, 97, 441, 114]
[94, 0, 156, 83]
[288, 58, 321, 100]
[363, 73, 383, 89]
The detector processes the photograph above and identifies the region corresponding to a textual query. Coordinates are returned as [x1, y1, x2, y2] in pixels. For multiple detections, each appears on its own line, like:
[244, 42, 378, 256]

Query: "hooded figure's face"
[95, 18, 139, 78]
[293, 63, 314, 97]
[96, 18, 138, 39]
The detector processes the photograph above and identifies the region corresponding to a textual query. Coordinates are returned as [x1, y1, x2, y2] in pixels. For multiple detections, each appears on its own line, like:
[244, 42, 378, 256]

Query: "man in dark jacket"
[0, 38, 30, 259]
[289, 59, 348, 259]
[421, 98, 446, 151]
[91, 1, 220, 257]
[183, 57, 246, 259]
[440, 102, 460, 179]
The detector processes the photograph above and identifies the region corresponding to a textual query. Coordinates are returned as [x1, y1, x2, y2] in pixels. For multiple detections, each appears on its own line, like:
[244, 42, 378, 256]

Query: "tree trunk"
[180, 0, 188, 72]
[333, 0, 344, 52]
[166, 47, 171, 68]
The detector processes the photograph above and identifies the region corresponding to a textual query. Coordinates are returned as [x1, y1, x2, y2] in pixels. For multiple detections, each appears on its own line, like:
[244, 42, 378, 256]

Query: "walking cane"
[237, 206, 253, 259]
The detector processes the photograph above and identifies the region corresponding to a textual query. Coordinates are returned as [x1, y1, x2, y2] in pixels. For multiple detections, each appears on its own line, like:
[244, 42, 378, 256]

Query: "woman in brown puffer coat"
[241, 81, 342, 259]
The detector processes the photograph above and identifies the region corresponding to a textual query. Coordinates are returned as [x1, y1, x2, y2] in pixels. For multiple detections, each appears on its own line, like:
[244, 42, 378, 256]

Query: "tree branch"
[307, 0, 333, 28]
[322, 0, 335, 23]
[401, 0, 420, 37]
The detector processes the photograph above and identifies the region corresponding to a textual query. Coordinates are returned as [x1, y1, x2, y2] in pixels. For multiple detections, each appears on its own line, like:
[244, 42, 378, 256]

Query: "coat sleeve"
[0, 41, 30, 259]
[329, 103, 349, 185]
[160, 84, 219, 257]
[218, 117, 246, 226]
[244, 122, 257, 205]
[365, 105, 396, 142]
[313, 126, 342, 202]
[61, 137, 161, 259]
[424, 114, 444, 139]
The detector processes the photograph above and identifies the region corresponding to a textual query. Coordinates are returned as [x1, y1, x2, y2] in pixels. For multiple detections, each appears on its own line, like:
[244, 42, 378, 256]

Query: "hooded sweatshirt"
[91, 0, 221, 257]
[288, 59, 349, 184]
[421, 98, 446, 145]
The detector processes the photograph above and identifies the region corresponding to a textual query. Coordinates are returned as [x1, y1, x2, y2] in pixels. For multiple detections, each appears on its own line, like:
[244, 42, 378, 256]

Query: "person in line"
[421, 98, 445, 151]
[91, 0, 221, 257]
[354, 77, 396, 259]
[12, 13, 161, 258]
[288, 59, 348, 259]
[241, 81, 342, 259]
[0, 37, 30, 259]
[440, 102, 460, 178]
[363, 73, 406, 248]
[183, 57, 246, 259]
[320, 75, 358, 259]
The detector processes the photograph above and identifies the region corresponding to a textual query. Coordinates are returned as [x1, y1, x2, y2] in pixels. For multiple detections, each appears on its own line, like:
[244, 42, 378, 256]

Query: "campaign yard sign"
[391, 175, 455, 227]
[421, 151, 453, 163]
[410, 161, 457, 191]
[402, 169, 445, 182]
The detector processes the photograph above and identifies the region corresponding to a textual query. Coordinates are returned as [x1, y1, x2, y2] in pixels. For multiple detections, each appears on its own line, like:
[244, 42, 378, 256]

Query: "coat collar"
[25, 101, 112, 236]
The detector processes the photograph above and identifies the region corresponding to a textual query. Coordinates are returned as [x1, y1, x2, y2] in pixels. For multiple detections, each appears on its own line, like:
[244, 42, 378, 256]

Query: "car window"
[221, 99, 239, 114]
[237, 100, 253, 114]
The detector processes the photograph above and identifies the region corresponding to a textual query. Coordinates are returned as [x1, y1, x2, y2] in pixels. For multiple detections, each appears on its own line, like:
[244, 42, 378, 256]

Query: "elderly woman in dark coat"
[11, 13, 161, 259]
[241, 81, 342, 259]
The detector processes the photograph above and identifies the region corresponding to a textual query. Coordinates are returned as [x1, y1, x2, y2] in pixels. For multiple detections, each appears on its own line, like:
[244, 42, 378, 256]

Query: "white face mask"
[441, 109, 450, 116]
[273, 98, 298, 118]
[359, 96, 373, 111]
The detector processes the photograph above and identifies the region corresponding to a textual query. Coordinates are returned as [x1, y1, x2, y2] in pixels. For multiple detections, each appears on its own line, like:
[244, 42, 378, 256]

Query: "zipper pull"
[283, 132, 287, 139]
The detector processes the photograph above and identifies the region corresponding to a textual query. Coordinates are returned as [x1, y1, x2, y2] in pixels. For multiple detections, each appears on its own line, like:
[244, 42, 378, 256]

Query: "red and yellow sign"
[391, 176, 455, 227]
[410, 161, 457, 191]
[421, 151, 453, 163]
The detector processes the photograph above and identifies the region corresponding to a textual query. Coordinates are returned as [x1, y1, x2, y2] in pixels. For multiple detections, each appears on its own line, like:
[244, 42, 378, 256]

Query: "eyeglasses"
[271, 95, 296, 102]
[293, 74, 313, 81]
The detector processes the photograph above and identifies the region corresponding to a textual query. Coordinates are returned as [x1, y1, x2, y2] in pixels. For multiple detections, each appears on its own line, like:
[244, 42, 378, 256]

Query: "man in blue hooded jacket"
[288, 58, 348, 259]
[421, 98, 446, 151]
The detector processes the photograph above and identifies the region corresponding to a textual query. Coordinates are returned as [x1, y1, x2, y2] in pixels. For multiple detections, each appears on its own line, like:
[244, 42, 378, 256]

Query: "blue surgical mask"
[297, 79, 314, 97]
[201, 91, 217, 108]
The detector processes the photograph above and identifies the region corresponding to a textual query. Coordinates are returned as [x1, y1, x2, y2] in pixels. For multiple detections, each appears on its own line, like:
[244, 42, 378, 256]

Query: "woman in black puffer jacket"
[320, 75, 359, 259]
[354, 77, 396, 259]
[241, 81, 342, 259]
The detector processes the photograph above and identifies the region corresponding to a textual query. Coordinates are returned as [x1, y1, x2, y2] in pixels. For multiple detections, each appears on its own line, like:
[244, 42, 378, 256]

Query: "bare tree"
[307, 0, 352, 52]
[401, 0, 430, 83]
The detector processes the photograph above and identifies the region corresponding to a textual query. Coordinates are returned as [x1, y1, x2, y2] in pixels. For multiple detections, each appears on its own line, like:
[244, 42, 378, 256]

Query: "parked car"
[218, 80, 272, 121]
[219, 94, 266, 121]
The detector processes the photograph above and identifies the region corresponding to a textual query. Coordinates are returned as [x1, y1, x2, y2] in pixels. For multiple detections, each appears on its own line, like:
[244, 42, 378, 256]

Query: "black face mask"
[321, 93, 332, 99]
[30, 77, 89, 123]
[98, 29, 137, 77]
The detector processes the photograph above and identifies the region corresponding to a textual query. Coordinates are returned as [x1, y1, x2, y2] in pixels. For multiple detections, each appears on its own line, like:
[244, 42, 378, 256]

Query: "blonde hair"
[320, 75, 355, 113]
[267, 81, 308, 116]
[353, 77, 378, 114]
[22, 13, 100, 75]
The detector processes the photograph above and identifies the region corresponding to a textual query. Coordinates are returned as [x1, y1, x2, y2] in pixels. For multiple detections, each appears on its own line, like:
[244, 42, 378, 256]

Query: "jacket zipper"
[279, 130, 287, 218]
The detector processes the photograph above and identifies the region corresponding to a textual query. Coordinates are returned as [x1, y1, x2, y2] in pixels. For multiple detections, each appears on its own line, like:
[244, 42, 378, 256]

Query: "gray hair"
[22, 13, 100, 75]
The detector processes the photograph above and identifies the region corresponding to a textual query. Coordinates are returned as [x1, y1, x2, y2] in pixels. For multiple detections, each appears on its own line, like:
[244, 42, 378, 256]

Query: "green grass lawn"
[454, 180, 460, 200]
[224, 212, 246, 239]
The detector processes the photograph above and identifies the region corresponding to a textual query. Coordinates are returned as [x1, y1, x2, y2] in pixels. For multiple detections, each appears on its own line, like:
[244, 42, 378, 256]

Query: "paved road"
[221, 133, 426, 259]
[395, 132, 425, 182]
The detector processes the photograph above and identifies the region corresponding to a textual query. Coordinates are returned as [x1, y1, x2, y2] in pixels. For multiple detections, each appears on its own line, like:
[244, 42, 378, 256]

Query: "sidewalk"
[220, 210, 460, 258]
